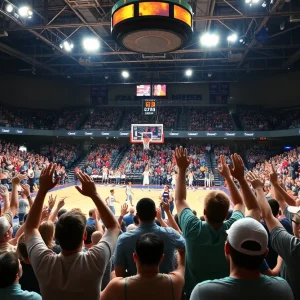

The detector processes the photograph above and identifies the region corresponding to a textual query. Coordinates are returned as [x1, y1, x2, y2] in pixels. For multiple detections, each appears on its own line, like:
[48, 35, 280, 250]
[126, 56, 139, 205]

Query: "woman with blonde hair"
[39, 221, 61, 254]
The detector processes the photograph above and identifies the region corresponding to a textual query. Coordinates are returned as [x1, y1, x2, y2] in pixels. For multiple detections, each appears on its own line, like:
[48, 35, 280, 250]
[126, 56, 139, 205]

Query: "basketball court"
[40, 184, 229, 218]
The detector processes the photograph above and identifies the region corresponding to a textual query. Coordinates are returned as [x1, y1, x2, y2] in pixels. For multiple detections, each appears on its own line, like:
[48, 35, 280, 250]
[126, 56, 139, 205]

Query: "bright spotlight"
[185, 69, 192, 77]
[227, 33, 237, 43]
[5, 4, 13, 13]
[83, 38, 100, 52]
[200, 33, 219, 47]
[18, 6, 32, 18]
[59, 41, 74, 52]
[246, 0, 260, 4]
[122, 70, 129, 78]
[19, 146, 27, 152]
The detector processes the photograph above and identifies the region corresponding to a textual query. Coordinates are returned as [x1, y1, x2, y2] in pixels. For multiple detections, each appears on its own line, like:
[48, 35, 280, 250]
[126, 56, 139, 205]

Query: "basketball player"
[188, 170, 195, 190]
[105, 189, 119, 215]
[171, 171, 177, 191]
[209, 171, 214, 187]
[142, 166, 150, 191]
[125, 182, 134, 206]
[159, 185, 174, 219]
[102, 166, 108, 184]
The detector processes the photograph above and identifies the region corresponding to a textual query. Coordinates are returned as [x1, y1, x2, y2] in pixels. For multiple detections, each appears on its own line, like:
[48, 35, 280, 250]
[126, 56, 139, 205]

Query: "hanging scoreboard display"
[142, 99, 157, 115]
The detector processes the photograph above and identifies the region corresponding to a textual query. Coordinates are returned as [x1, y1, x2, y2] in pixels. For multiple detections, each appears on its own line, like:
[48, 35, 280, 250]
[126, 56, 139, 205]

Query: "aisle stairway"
[209, 151, 222, 186]
[177, 107, 190, 130]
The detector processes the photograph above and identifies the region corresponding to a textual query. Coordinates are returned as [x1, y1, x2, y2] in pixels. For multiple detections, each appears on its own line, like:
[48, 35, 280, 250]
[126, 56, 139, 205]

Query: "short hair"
[17, 234, 28, 260]
[55, 209, 87, 251]
[268, 199, 280, 217]
[204, 191, 230, 223]
[192, 210, 197, 216]
[133, 215, 139, 225]
[39, 221, 55, 249]
[0, 252, 19, 288]
[58, 209, 67, 219]
[199, 216, 205, 221]
[110, 189, 114, 193]
[89, 209, 94, 217]
[84, 225, 96, 245]
[136, 198, 156, 222]
[91, 231, 102, 245]
[135, 233, 164, 265]
[228, 242, 265, 270]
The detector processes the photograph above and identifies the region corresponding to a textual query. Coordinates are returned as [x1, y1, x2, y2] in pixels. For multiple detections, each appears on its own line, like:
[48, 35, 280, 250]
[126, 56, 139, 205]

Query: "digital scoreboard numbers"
[142, 99, 157, 115]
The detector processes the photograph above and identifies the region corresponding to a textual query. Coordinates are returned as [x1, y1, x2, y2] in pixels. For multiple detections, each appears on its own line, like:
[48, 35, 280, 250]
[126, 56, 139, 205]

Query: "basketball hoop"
[143, 137, 151, 150]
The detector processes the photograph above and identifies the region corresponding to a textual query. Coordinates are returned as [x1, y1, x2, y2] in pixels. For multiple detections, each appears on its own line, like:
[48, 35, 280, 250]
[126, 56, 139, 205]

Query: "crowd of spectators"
[121, 107, 177, 130]
[0, 106, 84, 130]
[188, 107, 234, 131]
[1, 146, 300, 300]
[82, 108, 122, 130]
[239, 107, 300, 131]
[0, 140, 81, 192]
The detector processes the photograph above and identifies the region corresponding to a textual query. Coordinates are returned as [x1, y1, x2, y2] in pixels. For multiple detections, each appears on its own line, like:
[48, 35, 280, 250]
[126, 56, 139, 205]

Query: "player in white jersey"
[171, 172, 177, 190]
[188, 171, 195, 190]
[142, 166, 150, 191]
[125, 182, 134, 206]
[105, 189, 119, 215]
[102, 166, 108, 184]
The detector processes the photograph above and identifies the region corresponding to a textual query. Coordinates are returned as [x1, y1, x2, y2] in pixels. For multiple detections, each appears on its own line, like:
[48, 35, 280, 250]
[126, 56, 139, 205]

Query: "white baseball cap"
[287, 206, 300, 214]
[226, 218, 268, 256]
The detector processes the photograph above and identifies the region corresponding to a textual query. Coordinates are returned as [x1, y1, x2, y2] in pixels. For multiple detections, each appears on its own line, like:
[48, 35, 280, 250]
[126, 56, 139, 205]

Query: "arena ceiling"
[0, 0, 300, 84]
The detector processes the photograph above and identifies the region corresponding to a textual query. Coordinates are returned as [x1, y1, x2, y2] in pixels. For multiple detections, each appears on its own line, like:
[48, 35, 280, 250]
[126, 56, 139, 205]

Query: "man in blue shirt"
[0, 251, 41, 300]
[86, 208, 96, 226]
[114, 198, 185, 276]
[123, 207, 135, 226]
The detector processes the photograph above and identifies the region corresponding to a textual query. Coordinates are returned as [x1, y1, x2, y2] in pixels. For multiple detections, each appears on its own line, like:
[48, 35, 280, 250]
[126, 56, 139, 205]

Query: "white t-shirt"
[107, 195, 115, 206]
[126, 186, 132, 196]
[27, 231, 116, 300]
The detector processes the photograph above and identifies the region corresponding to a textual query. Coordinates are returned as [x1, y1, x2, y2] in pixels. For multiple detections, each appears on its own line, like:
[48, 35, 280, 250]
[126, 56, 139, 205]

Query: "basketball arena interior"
[0, 0, 300, 299]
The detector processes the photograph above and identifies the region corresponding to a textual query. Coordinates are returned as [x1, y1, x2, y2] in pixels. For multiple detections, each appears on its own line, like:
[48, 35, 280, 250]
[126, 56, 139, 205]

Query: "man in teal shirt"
[190, 218, 293, 300]
[0, 252, 41, 300]
[174, 148, 261, 298]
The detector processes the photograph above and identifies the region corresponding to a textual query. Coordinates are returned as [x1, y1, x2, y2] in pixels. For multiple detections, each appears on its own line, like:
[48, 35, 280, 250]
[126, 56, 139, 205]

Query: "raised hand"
[75, 172, 98, 198]
[39, 164, 60, 193]
[246, 172, 264, 190]
[228, 154, 245, 181]
[162, 201, 170, 212]
[21, 184, 30, 197]
[216, 155, 231, 179]
[0, 185, 9, 198]
[156, 207, 163, 220]
[48, 194, 57, 210]
[12, 174, 28, 185]
[120, 203, 129, 217]
[266, 162, 278, 184]
[174, 146, 191, 171]
[57, 197, 67, 210]
[41, 206, 50, 221]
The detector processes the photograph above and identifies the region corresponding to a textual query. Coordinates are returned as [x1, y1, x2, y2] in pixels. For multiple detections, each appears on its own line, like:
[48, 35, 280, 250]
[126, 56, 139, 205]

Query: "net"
[143, 137, 151, 150]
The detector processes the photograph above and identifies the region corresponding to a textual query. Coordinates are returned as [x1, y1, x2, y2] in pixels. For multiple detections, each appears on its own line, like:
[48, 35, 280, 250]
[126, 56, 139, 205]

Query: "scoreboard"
[142, 99, 157, 115]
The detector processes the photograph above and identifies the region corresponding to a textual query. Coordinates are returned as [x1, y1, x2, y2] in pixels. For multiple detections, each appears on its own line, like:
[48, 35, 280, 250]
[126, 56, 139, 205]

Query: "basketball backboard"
[130, 124, 164, 143]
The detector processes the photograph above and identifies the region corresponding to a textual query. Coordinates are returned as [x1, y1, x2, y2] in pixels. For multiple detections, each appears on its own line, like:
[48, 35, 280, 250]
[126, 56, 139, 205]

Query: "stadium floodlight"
[5, 4, 13, 13]
[18, 6, 33, 18]
[227, 33, 237, 43]
[19, 146, 27, 152]
[245, 0, 260, 5]
[59, 40, 74, 52]
[200, 33, 219, 47]
[82, 38, 100, 52]
[122, 70, 129, 78]
[185, 69, 193, 77]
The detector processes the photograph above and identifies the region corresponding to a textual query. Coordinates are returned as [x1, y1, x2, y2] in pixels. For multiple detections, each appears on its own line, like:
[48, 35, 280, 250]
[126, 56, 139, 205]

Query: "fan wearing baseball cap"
[190, 218, 293, 300]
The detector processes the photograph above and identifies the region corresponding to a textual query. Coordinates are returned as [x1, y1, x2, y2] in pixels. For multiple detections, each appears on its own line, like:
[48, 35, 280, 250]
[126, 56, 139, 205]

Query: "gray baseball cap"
[0, 216, 11, 241]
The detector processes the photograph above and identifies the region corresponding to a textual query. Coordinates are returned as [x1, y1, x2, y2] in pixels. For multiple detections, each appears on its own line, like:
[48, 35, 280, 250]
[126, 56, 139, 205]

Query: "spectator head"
[0, 215, 13, 243]
[55, 209, 87, 252]
[91, 231, 103, 246]
[133, 215, 139, 226]
[129, 207, 135, 215]
[39, 221, 55, 249]
[225, 218, 268, 270]
[58, 209, 67, 219]
[17, 234, 29, 263]
[192, 210, 197, 216]
[199, 216, 205, 221]
[84, 225, 96, 247]
[204, 191, 230, 224]
[89, 209, 96, 219]
[226, 209, 233, 220]
[136, 198, 156, 223]
[268, 199, 280, 217]
[127, 224, 137, 231]
[0, 252, 22, 288]
[134, 233, 164, 267]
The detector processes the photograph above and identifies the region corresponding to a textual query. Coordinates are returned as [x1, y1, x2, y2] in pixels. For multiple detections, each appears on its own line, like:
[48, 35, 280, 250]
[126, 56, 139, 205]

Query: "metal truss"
[0, 0, 300, 83]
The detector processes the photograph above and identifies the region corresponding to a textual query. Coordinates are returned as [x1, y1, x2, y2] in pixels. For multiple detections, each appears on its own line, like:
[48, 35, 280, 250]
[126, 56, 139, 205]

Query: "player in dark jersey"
[159, 185, 174, 219]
